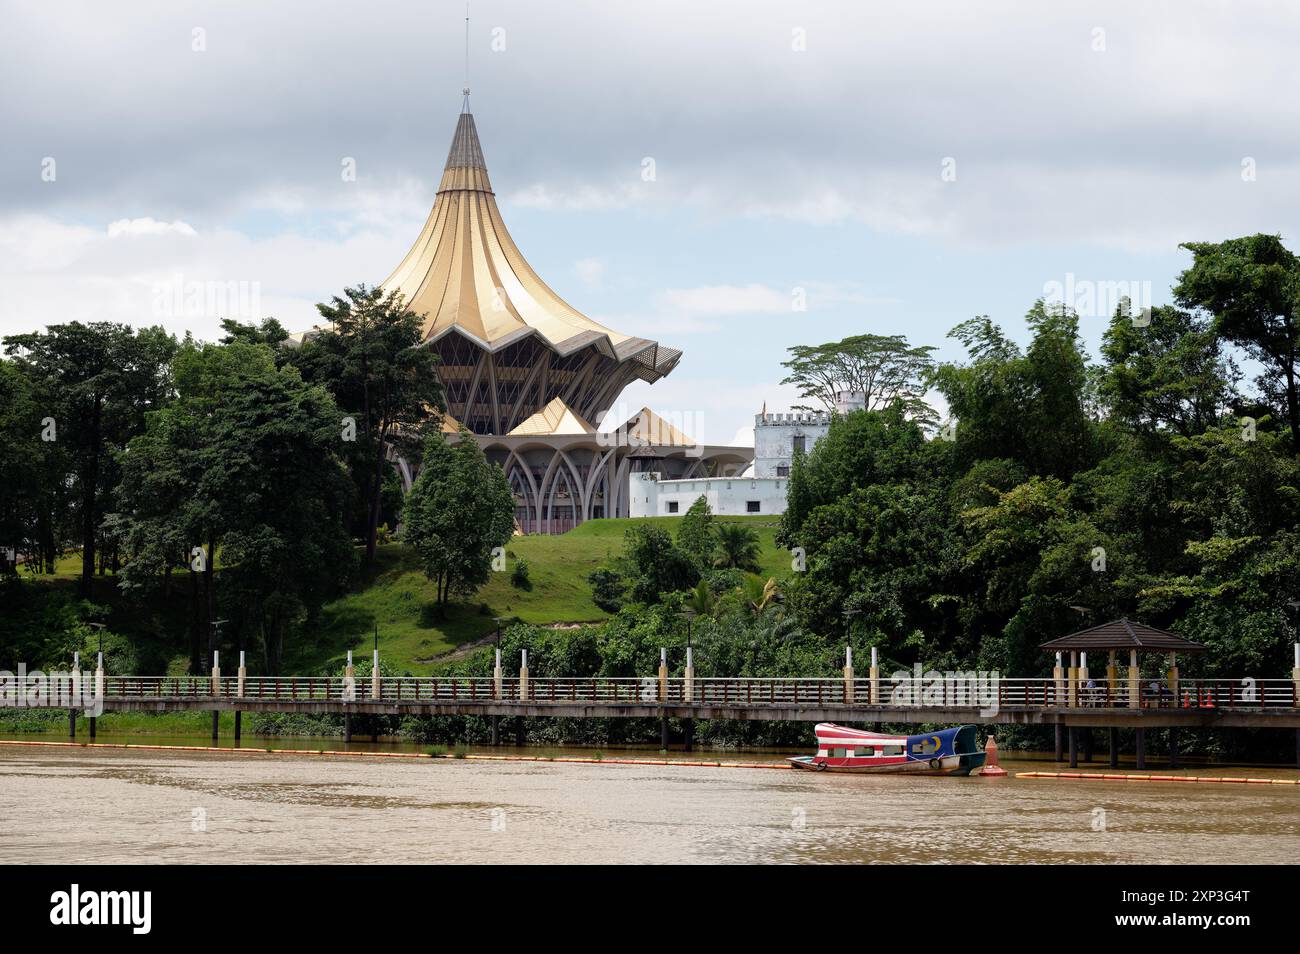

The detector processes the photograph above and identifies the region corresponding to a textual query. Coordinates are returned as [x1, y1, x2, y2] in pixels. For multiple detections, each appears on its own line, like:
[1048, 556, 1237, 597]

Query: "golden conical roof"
[507, 397, 597, 436]
[382, 106, 679, 380]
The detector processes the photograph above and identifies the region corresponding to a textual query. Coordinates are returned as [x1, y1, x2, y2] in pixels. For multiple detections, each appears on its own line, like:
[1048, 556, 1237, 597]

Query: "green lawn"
[287, 514, 790, 674]
[18, 515, 790, 676]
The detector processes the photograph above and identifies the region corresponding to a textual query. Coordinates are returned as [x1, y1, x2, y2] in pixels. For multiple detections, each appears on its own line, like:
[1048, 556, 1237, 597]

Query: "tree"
[1175, 234, 1300, 447]
[587, 567, 628, 613]
[296, 285, 443, 565]
[3, 322, 178, 595]
[1098, 304, 1237, 438]
[114, 340, 354, 673]
[621, 524, 700, 604]
[402, 429, 515, 610]
[780, 333, 936, 422]
[929, 304, 1097, 480]
[675, 496, 716, 570]
[714, 523, 762, 572]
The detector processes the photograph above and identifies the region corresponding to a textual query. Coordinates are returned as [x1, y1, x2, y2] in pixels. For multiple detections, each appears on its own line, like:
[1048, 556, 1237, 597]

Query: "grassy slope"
[287, 515, 789, 674]
[18, 515, 788, 676]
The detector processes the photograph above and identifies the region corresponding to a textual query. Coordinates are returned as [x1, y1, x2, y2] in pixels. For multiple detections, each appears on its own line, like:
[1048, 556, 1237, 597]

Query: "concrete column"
[233, 710, 241, 742]
[868, 646, 879, 705]
[843, 646, 854, 704]
[71, 652, 82, 703]
[370, 649, 380, 700]
[344, 712, 352, 742]
[683, 647, 694, 703]
[1068, 726, 1078, 767]
[1108, 727, 1119, 768]
[68, 708, 76, 738]
[658, 647, 668, 702]
[519, 650, 529, 702]
[1169, 726, 1180, 769]
[1053, 652, 1065, 707]
[1135, 727, 1146, 769]
[236, 651, 246, 698]
[1080, 651, 1089, 686]
[1127, 649, 1140, 709]
[344, 650, 356, 703]
[1167, 652, 1178, 705]
[210, 651, 221, 697]
[1054, 723, 1063, 761]
[1292, 644, 1299, 708]
[493, 649, 503, 700]
[1081, 727, 1092, 763]
[1068, 651, 1079, 707]
[1106, 650, 1118, 706]
[95, 653, 104, 703]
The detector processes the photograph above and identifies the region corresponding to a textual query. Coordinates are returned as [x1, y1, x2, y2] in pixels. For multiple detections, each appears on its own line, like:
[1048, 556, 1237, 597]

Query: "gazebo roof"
[1039, 618, 1208, 653]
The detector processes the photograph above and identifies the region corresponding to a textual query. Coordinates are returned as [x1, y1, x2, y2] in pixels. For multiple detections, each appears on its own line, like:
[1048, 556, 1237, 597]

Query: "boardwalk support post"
[211, 651, 220, 741]
[1292, 643, 1299, 708]
[1135, 727, 1146, 770]
[68, 708, 76, 739]
[869, 646, 879, 705]
[1068, 651, 1079, 708]
[237, 651, 246, 699]
[1169, 726, 1179, 769]
[370, 649, 380, 700]
[1109, 727, 1118, 768]
[1054, 723, 1063, 761]
[343, 650, 355, 703]
[1053, 652, 1065, 707]
[843, 646, 854, 704]
[519, 650, 529, 702]
[1068, 726, 1078, 767]
[658, 647, 667, 703]
[493, 648, 503, 700]
[91, 651, 103, 739]
[344, 712, 352, 743]
[1128, 649, 1140, 709]
[684, 647, 694, 703]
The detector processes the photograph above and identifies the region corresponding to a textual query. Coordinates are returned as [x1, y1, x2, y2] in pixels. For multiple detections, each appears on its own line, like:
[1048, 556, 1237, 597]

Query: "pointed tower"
[382, 103, 681, 435]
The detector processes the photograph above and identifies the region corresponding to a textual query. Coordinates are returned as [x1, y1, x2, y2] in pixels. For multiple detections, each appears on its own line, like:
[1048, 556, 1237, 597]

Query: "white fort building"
[630, 391, 866, 518]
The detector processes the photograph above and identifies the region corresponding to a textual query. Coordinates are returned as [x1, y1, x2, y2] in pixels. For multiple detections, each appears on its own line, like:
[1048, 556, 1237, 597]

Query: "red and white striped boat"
[788, 722, 986, 776]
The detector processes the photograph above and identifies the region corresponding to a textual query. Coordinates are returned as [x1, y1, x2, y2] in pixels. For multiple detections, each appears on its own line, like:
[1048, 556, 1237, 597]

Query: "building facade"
[324, 101, 753, 532]
[628, 473, 789, 519]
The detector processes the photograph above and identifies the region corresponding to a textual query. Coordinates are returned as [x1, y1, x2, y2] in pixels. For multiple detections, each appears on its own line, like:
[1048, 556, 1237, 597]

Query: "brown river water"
[1, 738, 1297, 864]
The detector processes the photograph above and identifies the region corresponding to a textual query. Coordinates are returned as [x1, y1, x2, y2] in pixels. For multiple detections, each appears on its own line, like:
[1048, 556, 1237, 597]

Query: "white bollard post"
[237, 650, 247, 698]
[72, 652, 82, 699]
[1053, 651, 1065, 707]
[211, 651, 221, 696]
[370, 649, 381, 700]
[494, 648, 503, 700]
[95, 652, 104, 701]
[684, 647, 694, 703]
[1292, 644, 1299, 709]
[343, 650, 355, 702]
[844, 646, 855, 704]
[869, 646, 879, 705]
[658, 647, 668, 702]
[519, 649, 529, 702]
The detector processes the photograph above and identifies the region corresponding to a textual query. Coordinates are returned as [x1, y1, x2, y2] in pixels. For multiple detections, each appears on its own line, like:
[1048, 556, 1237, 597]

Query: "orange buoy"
[977, 733, 1008, 777]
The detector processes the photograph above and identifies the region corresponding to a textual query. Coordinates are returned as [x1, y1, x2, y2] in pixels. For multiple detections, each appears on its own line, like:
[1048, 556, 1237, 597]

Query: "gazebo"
[1039, 618, 1208, 710]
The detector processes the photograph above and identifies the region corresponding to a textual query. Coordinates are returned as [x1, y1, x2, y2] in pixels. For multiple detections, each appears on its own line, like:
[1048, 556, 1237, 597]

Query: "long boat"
[788, 723, 987, 776]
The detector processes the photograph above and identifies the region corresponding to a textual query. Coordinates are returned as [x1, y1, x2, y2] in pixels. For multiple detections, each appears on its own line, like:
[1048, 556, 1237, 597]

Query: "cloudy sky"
[3, 1, 1298, 443]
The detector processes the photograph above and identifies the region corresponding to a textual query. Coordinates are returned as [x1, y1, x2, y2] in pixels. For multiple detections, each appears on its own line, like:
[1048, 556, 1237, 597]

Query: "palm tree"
[741, 575, 780, 615]
[685, 578, 716, 618]
[714, 523, 762, 572]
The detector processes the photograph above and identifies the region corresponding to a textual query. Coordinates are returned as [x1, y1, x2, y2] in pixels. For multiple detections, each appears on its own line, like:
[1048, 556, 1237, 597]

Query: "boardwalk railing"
[78, 674, 1298, 709]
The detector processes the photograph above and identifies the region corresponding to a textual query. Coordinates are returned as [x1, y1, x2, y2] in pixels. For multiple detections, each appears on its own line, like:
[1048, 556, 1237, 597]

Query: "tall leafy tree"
[402, 429, 514, 610]
[3, 322, 177, 594]
[780, 333, 936, 422]
[114, 340, 354, 672]
[1099, 304, 1237, 438]
[297, 285, 443, 565]
[1175, 234, 1300, 446]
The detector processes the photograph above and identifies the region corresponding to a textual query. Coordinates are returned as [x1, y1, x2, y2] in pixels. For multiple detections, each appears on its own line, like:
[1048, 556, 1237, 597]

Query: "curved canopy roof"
[1039, 619, 1208, 653]
[382, 107, 680, 381]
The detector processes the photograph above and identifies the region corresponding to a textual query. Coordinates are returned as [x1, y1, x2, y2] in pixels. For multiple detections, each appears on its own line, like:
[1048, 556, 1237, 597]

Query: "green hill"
[11, 515, 790, 676]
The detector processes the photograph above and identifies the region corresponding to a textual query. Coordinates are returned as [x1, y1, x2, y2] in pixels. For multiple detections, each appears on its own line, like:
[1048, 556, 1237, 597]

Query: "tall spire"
[462, 1, 471, 111]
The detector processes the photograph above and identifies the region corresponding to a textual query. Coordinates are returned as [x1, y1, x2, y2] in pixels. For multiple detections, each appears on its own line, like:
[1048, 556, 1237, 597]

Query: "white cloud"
[573, 257, 605, 287]
[106, 218, 197, 239]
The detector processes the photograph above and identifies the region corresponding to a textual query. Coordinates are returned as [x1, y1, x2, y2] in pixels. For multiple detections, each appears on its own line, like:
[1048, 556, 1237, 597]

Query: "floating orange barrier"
[1018, 770, 1298, 785]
